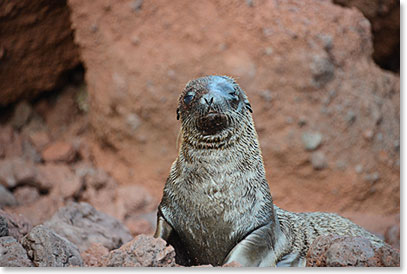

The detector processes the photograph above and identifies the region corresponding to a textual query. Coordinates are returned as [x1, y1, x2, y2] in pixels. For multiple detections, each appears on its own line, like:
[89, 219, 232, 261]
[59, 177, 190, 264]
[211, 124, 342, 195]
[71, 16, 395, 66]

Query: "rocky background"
[0, 0, 400, 267]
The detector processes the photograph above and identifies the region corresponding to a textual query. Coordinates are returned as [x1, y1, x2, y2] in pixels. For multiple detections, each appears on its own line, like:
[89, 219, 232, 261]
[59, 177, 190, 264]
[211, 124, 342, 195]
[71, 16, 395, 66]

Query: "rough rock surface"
[306, 235, 400, 267]
[0, 158, 46, 191]
[37, 164, 82, 198]
[0, 236, 34, 267]
[104, 235, 176, 267]
[81, 243, 109, 267]
[0, 0, 80, 105]
[0, 215, 8, 237]
[44, 202, 133, 252]
[0, 184, 18, 207]
[67, 0, 399, 220]
[384, 223, 400, 250]
[0, 209, 32, 241]
[42, 141, 77, 163]
[21, 224, 83, 267]
[13, 186, 41, 206]
[333, 0, 399, 71]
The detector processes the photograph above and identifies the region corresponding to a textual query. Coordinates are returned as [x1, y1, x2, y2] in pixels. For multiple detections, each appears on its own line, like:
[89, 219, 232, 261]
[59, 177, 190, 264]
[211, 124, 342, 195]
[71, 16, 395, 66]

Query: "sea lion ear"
[245, 101, 253, 113]
[176, 108, 180, 120]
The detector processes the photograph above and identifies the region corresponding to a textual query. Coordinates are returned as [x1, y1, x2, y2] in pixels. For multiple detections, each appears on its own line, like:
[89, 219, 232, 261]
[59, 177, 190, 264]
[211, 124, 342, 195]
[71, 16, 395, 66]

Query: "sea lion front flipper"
[275, 252, 306, 267]
[223, 222, 288, 267]
[154, 211, 194, 266]
[154, 214, 173, 241]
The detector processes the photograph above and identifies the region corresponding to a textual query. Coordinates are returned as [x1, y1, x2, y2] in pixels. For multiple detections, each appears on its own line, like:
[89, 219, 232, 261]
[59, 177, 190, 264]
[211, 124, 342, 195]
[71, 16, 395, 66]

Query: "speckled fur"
[156, 75, 385, 267]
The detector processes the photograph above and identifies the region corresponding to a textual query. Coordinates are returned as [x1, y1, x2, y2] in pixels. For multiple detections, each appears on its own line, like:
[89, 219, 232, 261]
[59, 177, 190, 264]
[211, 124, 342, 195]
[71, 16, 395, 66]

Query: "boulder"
[0, 209, 32, 241]
[21, 225, 83, 267]
[81, 243, 109, 267]
[0, 184, 18, 208]
[44, 202, 132, 252]
[41, 141, 77, 163]
[37, 164, 82, 198]
[104, 235, 176, 267]
[306, 235, 400, 267]
[0, 236, 34, 267]
[13, 186, 41, 206]
[0, 0, 80, 106]
[0, 158, 45, 191]
[0, 215, 8, 237]
[384, 223, 400, 250]
[333, 0, 399, 71]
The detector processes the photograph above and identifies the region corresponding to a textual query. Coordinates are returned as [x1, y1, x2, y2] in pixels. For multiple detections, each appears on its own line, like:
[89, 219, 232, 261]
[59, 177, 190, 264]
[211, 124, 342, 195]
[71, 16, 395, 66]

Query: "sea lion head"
[177, 75, 253, 139]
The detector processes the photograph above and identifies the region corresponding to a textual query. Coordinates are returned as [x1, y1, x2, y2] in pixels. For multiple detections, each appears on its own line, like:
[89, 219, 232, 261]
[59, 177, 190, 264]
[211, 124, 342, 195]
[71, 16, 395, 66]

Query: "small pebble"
[127, 113, 141, 131]
[363, 129, 374, 141]
[364, 172, 380, 184]
[302, 131, 322, 151]
[285, 116, 293, 124]
[311, 151, 327, 170]
[298, 116, 307, 127]
[264, 47, 273, 55]
[130, 0, 143, 12]
[11, 101, 32, 130]
[355, 164, 363, 174]
[345, 110, 356, 125]
[260, 90, 273, 103]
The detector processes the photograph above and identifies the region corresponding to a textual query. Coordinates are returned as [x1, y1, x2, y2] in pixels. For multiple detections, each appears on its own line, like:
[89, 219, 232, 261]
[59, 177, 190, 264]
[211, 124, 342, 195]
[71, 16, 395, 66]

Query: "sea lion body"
[155, 75, 385, 266]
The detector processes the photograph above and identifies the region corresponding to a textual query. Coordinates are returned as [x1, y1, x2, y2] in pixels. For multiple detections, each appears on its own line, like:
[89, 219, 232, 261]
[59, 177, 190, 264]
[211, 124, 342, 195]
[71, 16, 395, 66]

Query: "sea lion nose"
[203, 96, 214, 107]
[201, 93, 215, 107]
[200, 90, 226, 108]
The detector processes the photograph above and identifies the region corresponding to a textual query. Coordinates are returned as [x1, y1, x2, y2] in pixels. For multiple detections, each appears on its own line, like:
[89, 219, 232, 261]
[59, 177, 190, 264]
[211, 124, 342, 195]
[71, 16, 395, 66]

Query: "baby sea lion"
[154, 75, 385, 267]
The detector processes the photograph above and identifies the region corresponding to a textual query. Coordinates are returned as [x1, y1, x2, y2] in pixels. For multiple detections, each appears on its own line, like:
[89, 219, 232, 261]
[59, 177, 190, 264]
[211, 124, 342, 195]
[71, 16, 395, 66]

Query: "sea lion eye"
[229, 89, 239, 98]
[184, 93, 194, 104]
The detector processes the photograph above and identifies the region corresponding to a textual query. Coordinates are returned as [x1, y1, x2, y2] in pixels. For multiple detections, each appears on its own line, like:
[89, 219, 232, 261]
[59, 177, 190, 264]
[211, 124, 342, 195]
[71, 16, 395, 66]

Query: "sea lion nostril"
[204, 97, 214, 106]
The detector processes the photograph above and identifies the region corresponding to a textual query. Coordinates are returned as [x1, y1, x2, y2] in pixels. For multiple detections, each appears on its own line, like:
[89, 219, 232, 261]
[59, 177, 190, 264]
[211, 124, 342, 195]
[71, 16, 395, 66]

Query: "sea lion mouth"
[196, 112, 229, 135]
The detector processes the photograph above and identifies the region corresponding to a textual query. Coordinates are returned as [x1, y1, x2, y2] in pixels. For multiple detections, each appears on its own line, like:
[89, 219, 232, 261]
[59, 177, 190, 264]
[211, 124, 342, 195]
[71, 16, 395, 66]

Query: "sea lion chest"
[160, 148, 263, 265]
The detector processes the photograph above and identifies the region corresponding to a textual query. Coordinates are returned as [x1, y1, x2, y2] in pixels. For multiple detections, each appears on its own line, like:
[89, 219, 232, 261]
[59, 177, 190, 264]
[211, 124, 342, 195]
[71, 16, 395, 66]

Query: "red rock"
[76, 165, 118, 217]
[0, 125, 14, 157]
[67, 0, 399, 220]
[0, 0, 80, 106]
[0, 125, 14, 144]
[306, 235, 400, 267]
[384, 224, 400, 250]
[0, 184, 17, 207]
[11, 158, 38, 186]
[0, 159, 16, 188]
[7, 195, 63, 226]
[44, 202, 133, 252]
[21, 225, 83, 267]
[104, 234, 176, 267]
[333, 0, 399, 71]
[28, 131, 51, 150]
[42, 141, 76, 163]
[0, 236, 34, 266]
[1, 158, 50, 192]
[10, 101, 32, 129]
[37, 164, 82, 198]
[0, 209, 33, 241]
[81, 243, 109, 267]
[3, 132, 23, 159]
[13, 186, 41, 205]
